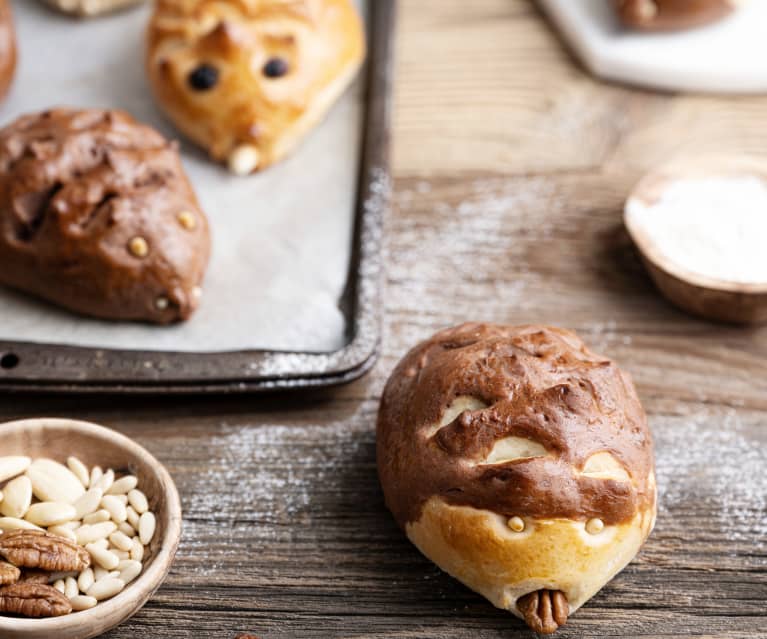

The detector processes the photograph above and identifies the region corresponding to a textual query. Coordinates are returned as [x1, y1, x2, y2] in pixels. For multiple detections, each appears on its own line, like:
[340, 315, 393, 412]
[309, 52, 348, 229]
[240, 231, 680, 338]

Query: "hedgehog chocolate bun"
[614, 0, 740, 31]
[43, 0, 145, 16]
[0, 108, 211, 324]
[146, 0, 366, 175]
[377, 323, 657, 634]
[0, 0, 16, 102]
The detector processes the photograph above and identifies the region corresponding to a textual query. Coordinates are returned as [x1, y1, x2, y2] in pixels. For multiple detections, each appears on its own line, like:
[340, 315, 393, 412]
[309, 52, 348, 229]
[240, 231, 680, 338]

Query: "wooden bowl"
[624, 157, 767, 324]
[0, 418, 182, 639]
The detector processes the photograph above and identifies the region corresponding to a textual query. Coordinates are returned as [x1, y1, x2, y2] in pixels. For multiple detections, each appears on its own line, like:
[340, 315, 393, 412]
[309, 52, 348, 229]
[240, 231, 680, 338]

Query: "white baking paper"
[0, 0, 365, 352]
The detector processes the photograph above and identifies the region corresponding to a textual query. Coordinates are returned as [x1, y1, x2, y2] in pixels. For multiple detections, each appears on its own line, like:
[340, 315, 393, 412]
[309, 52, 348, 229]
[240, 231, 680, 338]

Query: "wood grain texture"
[2, 0, 767, 636]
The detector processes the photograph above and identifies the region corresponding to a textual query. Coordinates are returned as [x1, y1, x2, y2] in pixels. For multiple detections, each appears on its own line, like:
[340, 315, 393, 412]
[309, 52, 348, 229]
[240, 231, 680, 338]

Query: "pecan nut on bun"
[43, 0, 145, 16]
[0, 108, 211, 324]
[146, 0, 366, 175]
[613, 0, 739, 31]
[0, 0, 16, 101]
[377, 324, 657, 634]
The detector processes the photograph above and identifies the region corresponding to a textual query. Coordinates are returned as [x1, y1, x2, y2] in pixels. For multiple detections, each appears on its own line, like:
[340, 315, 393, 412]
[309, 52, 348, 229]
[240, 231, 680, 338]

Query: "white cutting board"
[538, 0, 767, 94]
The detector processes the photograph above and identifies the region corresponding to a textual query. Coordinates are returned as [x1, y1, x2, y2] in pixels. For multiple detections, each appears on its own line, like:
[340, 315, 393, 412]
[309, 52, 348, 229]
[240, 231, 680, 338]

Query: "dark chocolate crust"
[377, 323, 655, 527]
[614, 0, 735, 31]
[0, 0, 16, 101]
[0, 108, 210, 324]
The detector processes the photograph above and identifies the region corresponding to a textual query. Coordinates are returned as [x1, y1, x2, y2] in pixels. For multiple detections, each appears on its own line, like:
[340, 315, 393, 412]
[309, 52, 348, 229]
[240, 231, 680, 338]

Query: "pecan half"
[517, 589, 569, 634]
[0, 530, 90, 572]
[0, 583, 72, 617]
[0, 562, 19, 585]
[18, 570, 49, 584]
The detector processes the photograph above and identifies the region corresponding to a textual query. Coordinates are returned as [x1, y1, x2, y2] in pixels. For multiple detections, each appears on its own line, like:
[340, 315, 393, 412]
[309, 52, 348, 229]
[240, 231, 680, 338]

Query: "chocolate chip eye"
[263, 57, 289, 78]
[188, 64, 219, 91]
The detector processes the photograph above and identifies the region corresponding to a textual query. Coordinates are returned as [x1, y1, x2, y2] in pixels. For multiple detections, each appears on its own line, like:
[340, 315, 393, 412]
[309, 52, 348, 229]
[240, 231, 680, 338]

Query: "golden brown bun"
[146, 0, 366, 175]
[377, 323, 657, 634]
[0, 0, 15, 102]
[614, 0, 739, 31]
[43, 0, 145, 17]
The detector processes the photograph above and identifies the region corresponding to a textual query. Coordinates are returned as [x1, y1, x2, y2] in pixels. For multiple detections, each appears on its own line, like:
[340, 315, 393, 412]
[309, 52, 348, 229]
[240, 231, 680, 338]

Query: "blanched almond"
[107, 476, 137, 495]
[83, 510, 110, 525]
[93, 469, 114, 494]
[127, 489, 148, 515]
[65, 576, 78, 599]
[25, 502, 77, 527]
[126, 506, 140, 530]
[101, 495, 127, 523]
[0, 516, 43, 532]
[117, 559, 142, 584]
[75, 521, 117, 545]
[73, 488, 103, 520]
[66, 457, 90, 488]
[70, 594, 97, 611]
[109, 531, 133, 552]
[0, 476, 32, 518]
[130, 537, 144, 562]
[26, 459, 85, 504]
[0, 456, 31, 483]
[138, 512, 155, 545]
[77, 568, 94, 593]
[47, 525, 78, 543]
[85, 544, 119, 570]
[87, 577, 124, 601]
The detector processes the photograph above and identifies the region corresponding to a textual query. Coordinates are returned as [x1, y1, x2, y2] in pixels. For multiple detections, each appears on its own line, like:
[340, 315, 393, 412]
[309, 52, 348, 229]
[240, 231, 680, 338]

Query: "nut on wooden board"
[42, 0, 144, 17]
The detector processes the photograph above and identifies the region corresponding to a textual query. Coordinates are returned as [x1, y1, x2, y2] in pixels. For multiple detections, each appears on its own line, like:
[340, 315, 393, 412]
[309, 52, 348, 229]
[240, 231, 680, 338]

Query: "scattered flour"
[628, 176, 767, 285]
[654, 409, 767, 552]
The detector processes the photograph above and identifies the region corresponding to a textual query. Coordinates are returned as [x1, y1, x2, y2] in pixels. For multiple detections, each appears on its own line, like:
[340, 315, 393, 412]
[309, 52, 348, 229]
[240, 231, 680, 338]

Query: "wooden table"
[3, 1, 767, 636]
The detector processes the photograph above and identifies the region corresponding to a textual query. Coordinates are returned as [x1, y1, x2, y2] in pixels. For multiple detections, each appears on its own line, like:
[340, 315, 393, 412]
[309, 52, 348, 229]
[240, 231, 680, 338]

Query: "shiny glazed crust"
[0, 108, 211, 324]
[146, 0, 366, 174]
[378, 323, 657, 630]
[0, 0, 15, 101]
[614, 0, 739, 31]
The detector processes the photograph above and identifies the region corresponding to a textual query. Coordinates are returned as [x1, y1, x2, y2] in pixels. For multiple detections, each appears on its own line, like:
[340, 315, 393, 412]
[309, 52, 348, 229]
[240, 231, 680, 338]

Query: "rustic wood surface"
[3, 0, 767, 636]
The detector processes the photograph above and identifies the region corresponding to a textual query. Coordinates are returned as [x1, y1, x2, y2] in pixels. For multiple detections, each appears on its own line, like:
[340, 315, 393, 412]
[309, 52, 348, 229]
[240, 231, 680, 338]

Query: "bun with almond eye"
[146, 0, 366, 175]
[0, 108, 211, 324]
[0, 0, 16, 102]
[613, 0, 739, 31]
[377, 323, 657, 634]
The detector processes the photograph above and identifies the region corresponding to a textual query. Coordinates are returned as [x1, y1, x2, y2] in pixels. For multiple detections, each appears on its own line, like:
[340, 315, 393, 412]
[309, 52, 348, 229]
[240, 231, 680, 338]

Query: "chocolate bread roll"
[0, 108, 211, 324]
[146, 0, 366, 175]
[614, 0, 739, 31]
[377, 323, 657, 634]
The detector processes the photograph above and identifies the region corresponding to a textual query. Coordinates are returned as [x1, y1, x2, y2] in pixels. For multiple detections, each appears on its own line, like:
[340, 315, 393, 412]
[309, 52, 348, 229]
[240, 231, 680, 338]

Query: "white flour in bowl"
[627, 175, 767, 285]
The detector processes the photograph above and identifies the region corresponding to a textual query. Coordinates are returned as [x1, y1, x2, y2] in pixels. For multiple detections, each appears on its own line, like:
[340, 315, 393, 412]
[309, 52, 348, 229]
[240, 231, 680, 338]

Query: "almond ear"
[581, 452, 630, 482]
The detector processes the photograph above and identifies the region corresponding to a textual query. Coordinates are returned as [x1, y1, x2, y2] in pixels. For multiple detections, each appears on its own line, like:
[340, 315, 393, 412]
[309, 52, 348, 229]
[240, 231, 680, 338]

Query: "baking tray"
[0, 0, 394, 394]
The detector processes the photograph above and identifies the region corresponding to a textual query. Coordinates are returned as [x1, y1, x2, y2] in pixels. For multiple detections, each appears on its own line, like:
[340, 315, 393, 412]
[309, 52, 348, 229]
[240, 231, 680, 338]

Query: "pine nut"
[117, 560, 142, 585]
[82, 509, 111, 525]
[127, 489, 148, 515]
[86, 544, 120, 571]
[107, 476, 138, 495]
[0, 516, 43, 531]
[76, 521, 117, 545]
[109, 531, 133, 552]
[65, 576, 78, 599]
[77, 568, 94, 593]
[70, 595, 97, 611]
[101, 495, 127, 523]
[87, 577, 125, 601]
[48, 524, 78, 542]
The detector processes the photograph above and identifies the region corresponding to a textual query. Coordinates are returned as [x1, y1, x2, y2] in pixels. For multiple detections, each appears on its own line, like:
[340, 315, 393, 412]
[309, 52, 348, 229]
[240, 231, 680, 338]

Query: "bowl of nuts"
[0, 417, 182, 639]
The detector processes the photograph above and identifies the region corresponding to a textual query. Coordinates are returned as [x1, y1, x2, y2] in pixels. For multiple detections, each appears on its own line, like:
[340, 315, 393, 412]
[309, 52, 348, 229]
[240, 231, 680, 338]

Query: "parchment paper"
[0, 0, 365, 352]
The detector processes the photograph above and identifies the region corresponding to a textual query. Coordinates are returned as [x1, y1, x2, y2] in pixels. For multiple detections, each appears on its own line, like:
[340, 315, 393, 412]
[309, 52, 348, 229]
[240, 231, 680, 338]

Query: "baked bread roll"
[0, 0, 15, 102]
[42, 0, 145, 17]
[613, 0, 739, 31]
[146, 0, 366, 175]
[377, 323, 656, 634]
[0, 108, 211, 324]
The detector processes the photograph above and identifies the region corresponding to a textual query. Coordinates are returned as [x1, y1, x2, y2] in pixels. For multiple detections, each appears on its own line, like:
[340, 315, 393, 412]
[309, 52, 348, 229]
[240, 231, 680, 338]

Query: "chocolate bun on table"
[613, 0, 740, 31]
[146, 0, 366, 175]
[377, 323, 656, 634]
[0, 0, 15, 102]
[0, 108, 210, 324]
[42, 0, 145, 17]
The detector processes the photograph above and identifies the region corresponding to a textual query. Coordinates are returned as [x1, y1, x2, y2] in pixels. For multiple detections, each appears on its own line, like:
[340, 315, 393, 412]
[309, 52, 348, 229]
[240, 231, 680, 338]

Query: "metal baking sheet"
[0, 0, 393, 393]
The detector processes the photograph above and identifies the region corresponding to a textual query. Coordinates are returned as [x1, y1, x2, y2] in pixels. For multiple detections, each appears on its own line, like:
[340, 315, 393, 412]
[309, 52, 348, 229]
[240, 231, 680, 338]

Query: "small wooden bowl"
[0, 418, 182, 639]
[625, 158, 767, 324]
